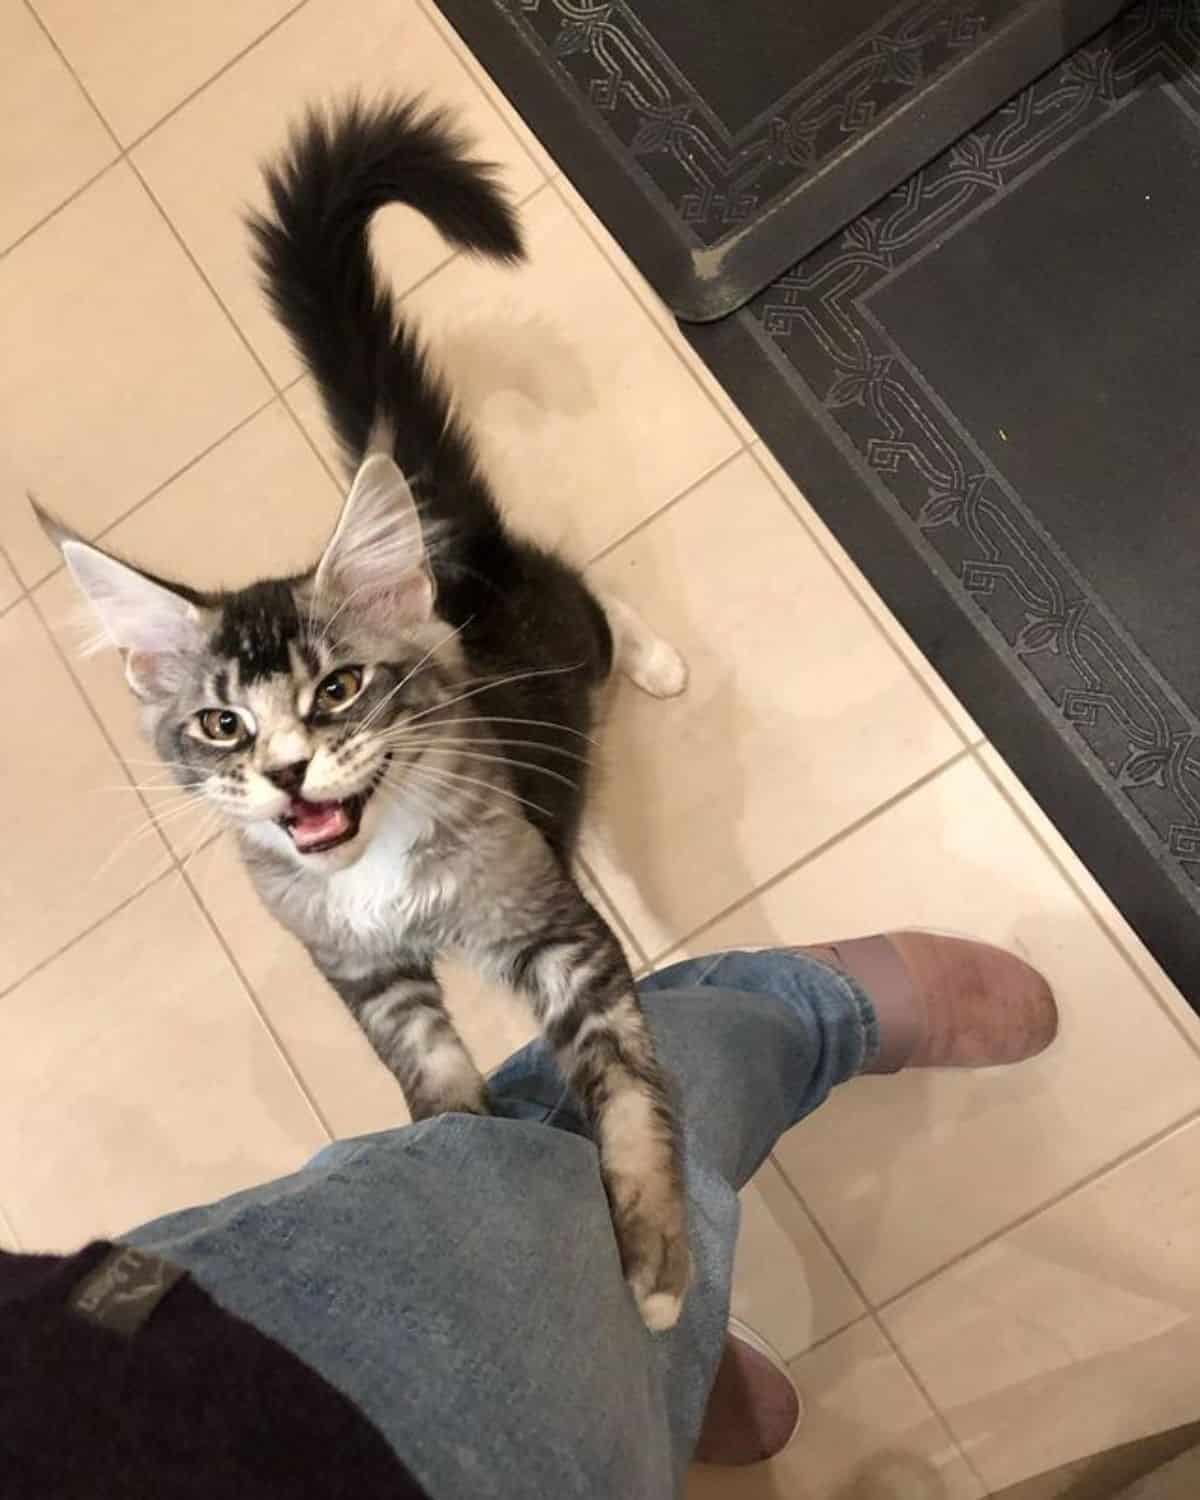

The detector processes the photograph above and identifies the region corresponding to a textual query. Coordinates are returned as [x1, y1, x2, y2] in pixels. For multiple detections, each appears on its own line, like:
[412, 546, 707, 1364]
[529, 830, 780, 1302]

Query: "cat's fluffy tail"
[248, 96, 523, 497]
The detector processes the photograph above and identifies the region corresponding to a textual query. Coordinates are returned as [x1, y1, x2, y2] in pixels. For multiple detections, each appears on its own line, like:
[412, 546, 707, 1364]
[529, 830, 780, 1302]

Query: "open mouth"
[279, 794, 365, 854]
[277, 757, 389, 855]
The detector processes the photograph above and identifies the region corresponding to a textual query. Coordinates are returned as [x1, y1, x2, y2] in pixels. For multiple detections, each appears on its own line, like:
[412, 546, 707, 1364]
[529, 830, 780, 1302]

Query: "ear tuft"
[315, 454, 434, 629]
[28, 494, 76, 552]
[60, 540, 203, 700]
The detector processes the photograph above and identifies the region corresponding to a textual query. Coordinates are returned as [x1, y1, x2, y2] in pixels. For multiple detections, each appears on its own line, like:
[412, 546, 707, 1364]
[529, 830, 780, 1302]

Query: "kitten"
[37, 98, 690, 1331]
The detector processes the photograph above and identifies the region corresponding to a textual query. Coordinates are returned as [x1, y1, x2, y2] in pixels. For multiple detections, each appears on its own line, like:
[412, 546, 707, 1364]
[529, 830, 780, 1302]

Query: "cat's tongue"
[288, 798, 352, 852]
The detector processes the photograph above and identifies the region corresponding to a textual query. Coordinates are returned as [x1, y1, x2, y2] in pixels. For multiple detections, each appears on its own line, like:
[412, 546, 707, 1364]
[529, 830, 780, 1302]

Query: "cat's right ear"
[32, 501, 203, 700]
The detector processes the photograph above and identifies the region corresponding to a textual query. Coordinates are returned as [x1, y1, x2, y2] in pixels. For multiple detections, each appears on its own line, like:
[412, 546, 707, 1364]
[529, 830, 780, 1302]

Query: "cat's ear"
[62, 541, 204, 699]
[32, 502, 203, 700]
[315, 454, 434, 629]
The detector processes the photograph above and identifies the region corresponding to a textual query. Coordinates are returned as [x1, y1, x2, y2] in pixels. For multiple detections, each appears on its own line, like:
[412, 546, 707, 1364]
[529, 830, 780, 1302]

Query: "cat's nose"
[267, 760, 310, 796]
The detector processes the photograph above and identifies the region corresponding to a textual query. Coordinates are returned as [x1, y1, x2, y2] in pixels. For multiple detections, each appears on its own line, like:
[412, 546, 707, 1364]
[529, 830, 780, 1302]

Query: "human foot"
[694, 1317, 802, 1465]
[805, 932, 1057, 1071]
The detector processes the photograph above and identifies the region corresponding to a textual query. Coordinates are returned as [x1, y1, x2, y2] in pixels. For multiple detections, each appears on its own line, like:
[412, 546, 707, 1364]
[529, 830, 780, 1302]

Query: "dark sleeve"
[0, 1242, 431, 1500]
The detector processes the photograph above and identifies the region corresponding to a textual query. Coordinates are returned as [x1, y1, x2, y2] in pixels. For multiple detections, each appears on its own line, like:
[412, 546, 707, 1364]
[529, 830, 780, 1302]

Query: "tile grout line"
[27, 392, 281, 594]
[0, 860, 176, 1009]
[875, 1099, 1200, 1314]
[766, 1153, 990, 1493]
[17, 1, 346, 576]
[21, 0, 316, 156]
[178, 858, 335, 1143]
[585, 445, 747, 568]
[971, 742, 1200, 1059]
[30, 0, 558, 509]
[11, 543, 336, 1142]
[0, 587, 31, 621]
[0, 545, 178, 1004]
[288, 175, 556, 490]
[20, 0, 124, 155]
[91, 393, 283, 540]
[576, 853, 650, 969]
[543, 172, 750, 448]
[20, 174, 550, 595]
[862, 1108, 1200, 1498]
[0, 157, 123, 264]
[13, 0, 544, 280]
[642, 746, 972, 967]
[753, 1158, 867, 1361]
[7, 22, 586, 1149]
[786, 1308, 874, 1366]
[412, 0, 550, 188]
[748, 442, 981, 756]
[118, 0, 316, 155]
[872, 1313, 995, 1498]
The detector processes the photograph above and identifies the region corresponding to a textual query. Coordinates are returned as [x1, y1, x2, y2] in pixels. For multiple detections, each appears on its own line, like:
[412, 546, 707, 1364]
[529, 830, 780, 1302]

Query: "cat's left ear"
[29, 499, 204, 701]
[315, 454, 434, 630]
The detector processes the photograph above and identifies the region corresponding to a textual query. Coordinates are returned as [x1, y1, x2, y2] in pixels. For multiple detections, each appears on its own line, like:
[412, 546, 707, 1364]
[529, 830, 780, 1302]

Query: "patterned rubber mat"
[687, 0, 1200, 1005]
[435, 0, 1124, 317]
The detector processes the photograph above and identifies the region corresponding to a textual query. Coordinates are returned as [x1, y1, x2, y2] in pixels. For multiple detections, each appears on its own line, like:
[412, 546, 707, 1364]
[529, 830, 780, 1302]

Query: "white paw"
[637, 1288, 685, 1333]
[628, 639, 688, 699]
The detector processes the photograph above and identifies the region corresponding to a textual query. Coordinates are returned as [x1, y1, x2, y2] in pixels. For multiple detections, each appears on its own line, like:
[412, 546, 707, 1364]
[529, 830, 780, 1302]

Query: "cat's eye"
[314, 666, 364, 713]
[197, 708, 248, 745]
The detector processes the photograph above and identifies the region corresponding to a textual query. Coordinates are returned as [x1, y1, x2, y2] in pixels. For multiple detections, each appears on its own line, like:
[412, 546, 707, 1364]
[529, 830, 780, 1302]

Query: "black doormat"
[435, 0, 1125, 318]
[686, 0, 1200, 1006]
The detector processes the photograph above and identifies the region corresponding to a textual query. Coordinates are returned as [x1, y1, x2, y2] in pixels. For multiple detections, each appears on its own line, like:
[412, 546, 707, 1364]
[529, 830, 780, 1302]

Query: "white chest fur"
[251, 799, 461, 960]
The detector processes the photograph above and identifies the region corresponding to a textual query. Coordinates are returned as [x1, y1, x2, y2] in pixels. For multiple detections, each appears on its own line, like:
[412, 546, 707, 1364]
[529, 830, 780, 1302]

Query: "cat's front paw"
[409, 1080, 492, 1120]
[611, 1176, 691, 1332]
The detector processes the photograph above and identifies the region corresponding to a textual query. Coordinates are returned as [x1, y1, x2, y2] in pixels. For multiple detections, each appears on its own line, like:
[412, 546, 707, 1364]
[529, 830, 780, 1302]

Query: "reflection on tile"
[979, 744, 1198, 1049]
[885, 1119, 1200, 1492]
[551, 172, 759, 443]
[686, 1320, 982, 1500]
[36, 401, 340, 857]
[582, 451, 961, 957]
[417, 0, 560, 178]
[185, 837, 643, 1140]
[0, 0, 115, 251]
[691, 757, 1200, 1300]
[362, 189, 738, 562]
[36, 0, 299, 144]
[0, 875, 324, 1249]
[284, 376, 344, 479]
[0, 602, 169, 992]
[186, 834, 414, 1139]
[752, 443, 982, 744]
[0, 164, 269, 584]
[132, 0, 543, 384]
[734, 1157, 865, 1362]
[992, 1424, 1200, 1500]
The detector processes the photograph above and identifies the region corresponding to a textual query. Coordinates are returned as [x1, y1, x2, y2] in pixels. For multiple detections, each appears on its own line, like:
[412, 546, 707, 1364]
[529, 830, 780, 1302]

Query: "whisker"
[91, 807, 179, 881]
[375, 733, 590, 765]
[382, 743, 578, 790]
[384, 769, 520, 832]
[99, 782, 205, 794]
[412, 714, 598, 746]
[378, 778, 447, 834]
[395, 663, 586, 732]
[356, 617, 473, 735]
[389, 760, 554, 822]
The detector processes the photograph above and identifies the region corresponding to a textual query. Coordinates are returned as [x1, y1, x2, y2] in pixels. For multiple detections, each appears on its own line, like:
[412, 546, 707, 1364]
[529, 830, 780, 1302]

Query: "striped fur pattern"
[42, 98, 689, 1331]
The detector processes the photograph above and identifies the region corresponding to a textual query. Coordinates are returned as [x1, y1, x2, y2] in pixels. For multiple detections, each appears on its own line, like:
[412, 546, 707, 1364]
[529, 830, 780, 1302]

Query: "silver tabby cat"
[39, 98, 691, 1331]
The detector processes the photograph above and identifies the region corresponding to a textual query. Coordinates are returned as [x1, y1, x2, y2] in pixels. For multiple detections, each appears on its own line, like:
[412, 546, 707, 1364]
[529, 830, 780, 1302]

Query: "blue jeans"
[124, 950, 878, 1499]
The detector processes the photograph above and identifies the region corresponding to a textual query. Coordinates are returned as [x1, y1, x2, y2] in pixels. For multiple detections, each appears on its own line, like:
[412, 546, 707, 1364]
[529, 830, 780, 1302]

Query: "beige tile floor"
[3, 2, 1199, 1493]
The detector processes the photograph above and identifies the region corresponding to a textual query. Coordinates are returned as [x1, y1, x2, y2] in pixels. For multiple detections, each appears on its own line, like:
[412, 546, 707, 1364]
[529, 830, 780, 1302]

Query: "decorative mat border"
[753, 0, 1200, 892]
[500, 0, 1003, 241]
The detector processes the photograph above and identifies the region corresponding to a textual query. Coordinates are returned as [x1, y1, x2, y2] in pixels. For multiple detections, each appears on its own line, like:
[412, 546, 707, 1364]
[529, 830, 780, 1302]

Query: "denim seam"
[827, 964, 881, 1071]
